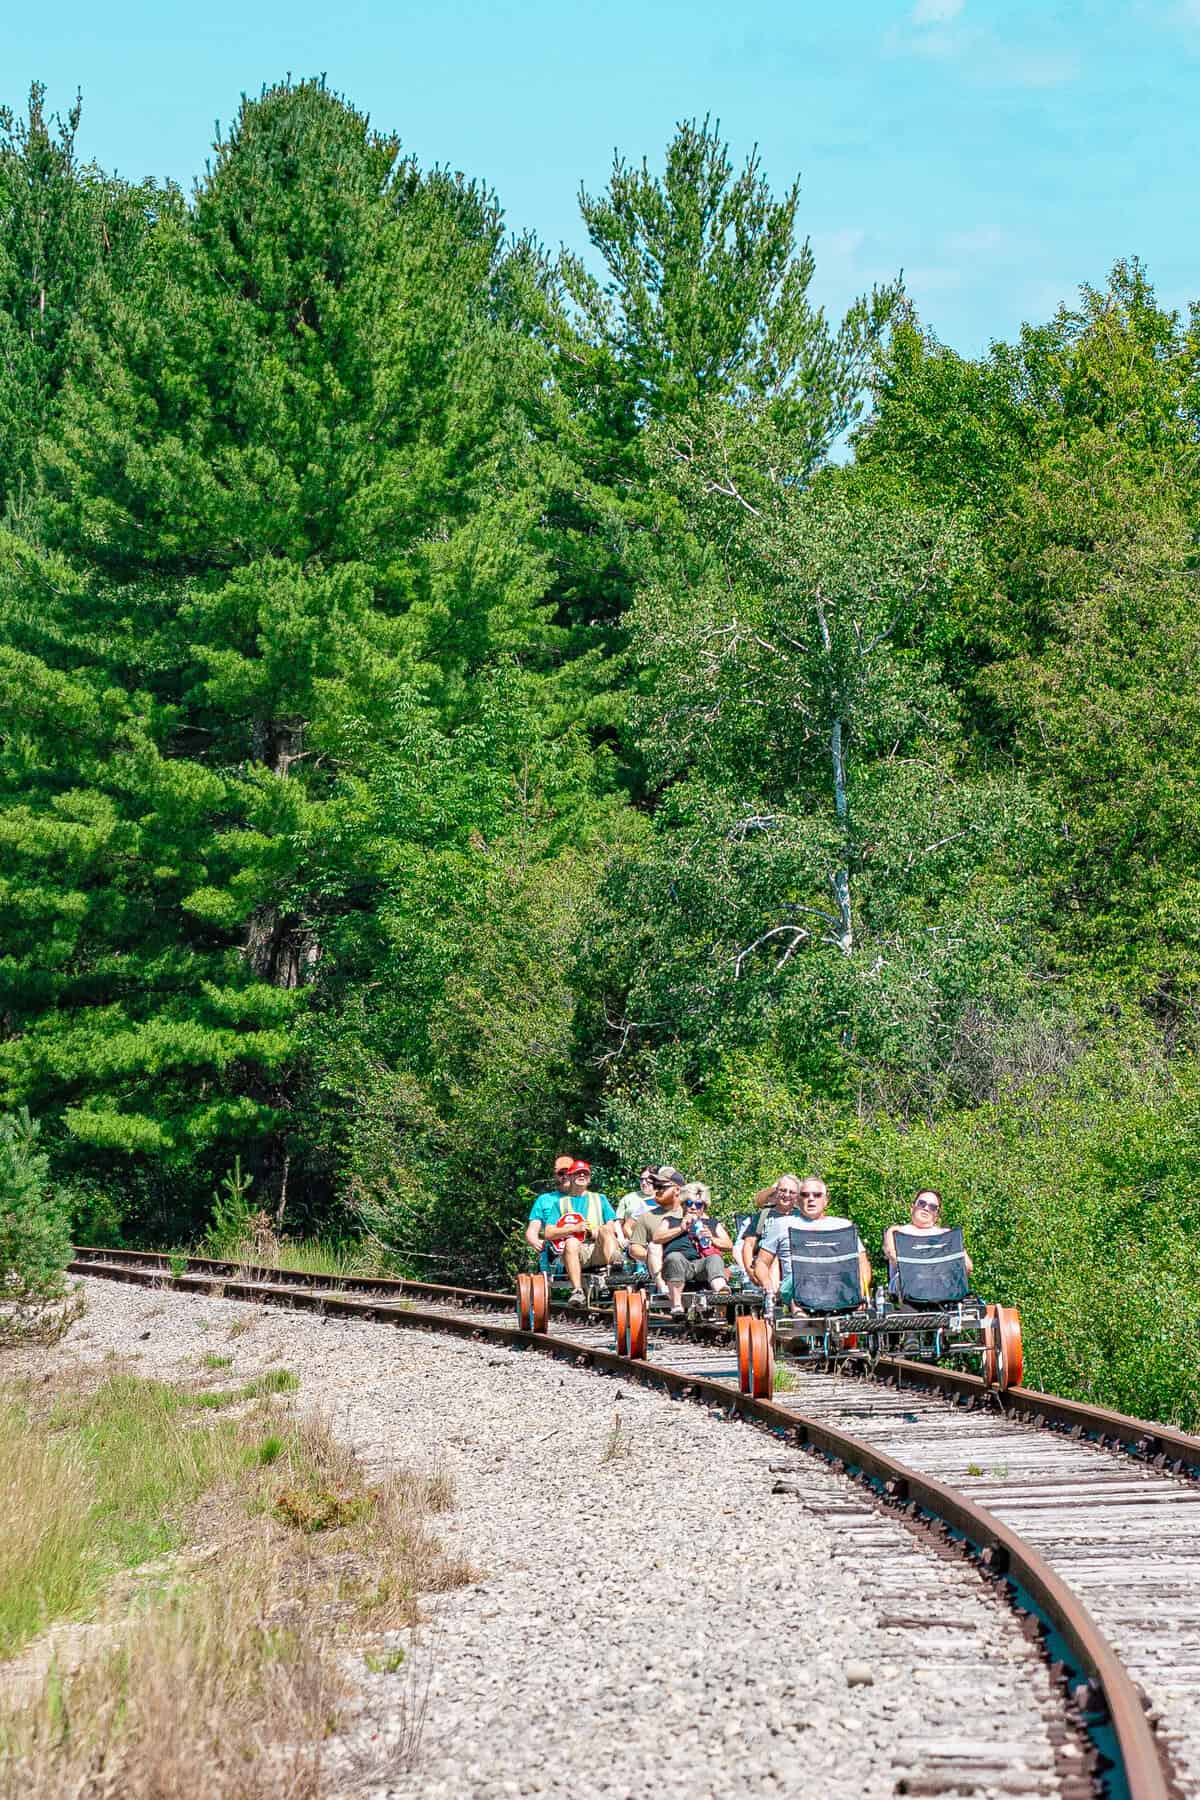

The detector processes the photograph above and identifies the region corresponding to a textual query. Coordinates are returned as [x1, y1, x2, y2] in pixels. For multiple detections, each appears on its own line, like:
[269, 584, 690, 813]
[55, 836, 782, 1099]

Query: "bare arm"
[524, 1220, 543, 1254]
[882, 1225, 897, 1263]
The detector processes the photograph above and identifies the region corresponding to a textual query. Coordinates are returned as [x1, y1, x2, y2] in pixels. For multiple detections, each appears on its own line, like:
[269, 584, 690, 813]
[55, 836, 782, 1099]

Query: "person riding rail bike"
[756, 1177, 871, 1319]
[659, 1181, 733, 1318]
[524, 1159, 622, 1309]
[625, 1165, 688, 1300]
[883, 1188, 973, 1298]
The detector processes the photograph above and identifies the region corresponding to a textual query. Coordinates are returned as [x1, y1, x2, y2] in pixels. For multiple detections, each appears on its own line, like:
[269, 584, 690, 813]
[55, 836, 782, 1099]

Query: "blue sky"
[2, 0, 1196, 357]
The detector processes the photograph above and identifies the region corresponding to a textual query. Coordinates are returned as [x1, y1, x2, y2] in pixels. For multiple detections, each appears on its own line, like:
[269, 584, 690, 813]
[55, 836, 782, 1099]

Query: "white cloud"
[1002, 47, 1080, 86]
[912, 0, 964, 22]
[813, 227, 866, 262]
[887, 7, 1079, 86]
[906, 266, 964, 295]
[945, 225, 1011, 254]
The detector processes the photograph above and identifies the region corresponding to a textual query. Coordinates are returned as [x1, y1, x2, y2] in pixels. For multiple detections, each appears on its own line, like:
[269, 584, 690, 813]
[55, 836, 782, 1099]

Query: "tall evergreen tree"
[0, 84, 160, 517]
[0, 80, 576, 1234]
[541, 119, 901, 736]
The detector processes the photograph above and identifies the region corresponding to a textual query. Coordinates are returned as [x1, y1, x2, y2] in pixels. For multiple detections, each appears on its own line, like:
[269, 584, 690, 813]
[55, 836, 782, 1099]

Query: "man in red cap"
[525, 1159, 621, 1307]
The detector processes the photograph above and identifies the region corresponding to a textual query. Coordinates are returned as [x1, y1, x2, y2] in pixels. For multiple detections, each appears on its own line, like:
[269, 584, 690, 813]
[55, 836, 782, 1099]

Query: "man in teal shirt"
[525, 1160, 621, 1307]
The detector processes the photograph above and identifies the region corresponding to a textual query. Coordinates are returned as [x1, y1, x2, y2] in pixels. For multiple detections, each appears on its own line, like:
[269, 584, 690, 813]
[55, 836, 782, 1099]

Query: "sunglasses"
[684, 1198, 706, 1210]
[797, 1189, 824, 1199]
[914, 1199, 940, 1212]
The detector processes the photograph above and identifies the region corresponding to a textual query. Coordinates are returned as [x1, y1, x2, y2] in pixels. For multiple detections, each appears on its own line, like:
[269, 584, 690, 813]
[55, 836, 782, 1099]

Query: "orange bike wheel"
[996, 1305, 1023, 1391]
[982, 1304, 999, 1387]
[531, 1271, 550, 1333]
[613, 1289, 631, 1357]
[515, 1274, 533, 1331]
[627, 1287, 648, 1359]
[736, 1314, 774, 1397]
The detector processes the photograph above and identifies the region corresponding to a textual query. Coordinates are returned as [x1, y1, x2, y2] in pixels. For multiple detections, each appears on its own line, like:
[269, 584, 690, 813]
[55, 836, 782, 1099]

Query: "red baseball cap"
[567, 1160, 591, 1176]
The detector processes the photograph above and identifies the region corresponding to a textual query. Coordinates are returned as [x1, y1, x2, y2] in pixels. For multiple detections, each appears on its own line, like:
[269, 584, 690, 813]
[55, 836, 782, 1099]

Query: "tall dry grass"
[0, 1404, 93, 1658]
[0, 1536, 335, 1800]
[0, 1371, 474, 1796]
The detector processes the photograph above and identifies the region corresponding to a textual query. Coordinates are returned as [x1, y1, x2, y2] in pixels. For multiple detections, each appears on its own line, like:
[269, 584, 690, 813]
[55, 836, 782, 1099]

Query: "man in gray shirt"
[757, 1177, 870, 1311]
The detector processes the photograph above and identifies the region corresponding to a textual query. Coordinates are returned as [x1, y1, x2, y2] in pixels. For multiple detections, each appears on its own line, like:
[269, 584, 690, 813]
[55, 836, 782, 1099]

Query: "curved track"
[70, 1247, 1200, 1800]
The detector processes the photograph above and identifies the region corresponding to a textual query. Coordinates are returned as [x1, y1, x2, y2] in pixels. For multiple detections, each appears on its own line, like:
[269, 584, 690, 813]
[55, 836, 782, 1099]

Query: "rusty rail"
[71, 1248, 1174, 1800]
[70, 1248, 1200, 1477]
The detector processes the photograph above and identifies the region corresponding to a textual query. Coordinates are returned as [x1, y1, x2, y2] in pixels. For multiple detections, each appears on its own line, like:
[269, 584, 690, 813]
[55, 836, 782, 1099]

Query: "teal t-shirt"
[528, 1189, 615, 1270]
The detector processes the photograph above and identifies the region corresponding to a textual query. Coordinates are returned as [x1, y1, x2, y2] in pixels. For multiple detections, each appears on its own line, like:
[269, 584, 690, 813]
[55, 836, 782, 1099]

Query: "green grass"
[48, 1375, 254, 1570]
[0, 1370, 475, 1797]
[201, 1233, 395, 1280]
[190, 1369, 300, 1411]
[249, 1433, 285, 1466]
[363, 1648, 406, 1675]
[0, 1402, 95, 1658]
[0, 1368, 300, 1657]
[1, 1378, 243, 1653]
[199, 1352, 232, 1371]
[265, 1238, 388, 1277]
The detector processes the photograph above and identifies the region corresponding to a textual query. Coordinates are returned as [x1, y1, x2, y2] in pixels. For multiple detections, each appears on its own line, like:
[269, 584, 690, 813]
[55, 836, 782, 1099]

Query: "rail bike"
[721, 1222, 1022, 1399]
[518, 1222, 1023, 1401]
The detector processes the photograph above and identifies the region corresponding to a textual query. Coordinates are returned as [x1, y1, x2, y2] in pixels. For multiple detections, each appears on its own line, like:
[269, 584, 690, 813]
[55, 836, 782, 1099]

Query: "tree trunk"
[830, 716, 853, 954]
[814, 594, 854, 956]
[243, 717, 319, 987]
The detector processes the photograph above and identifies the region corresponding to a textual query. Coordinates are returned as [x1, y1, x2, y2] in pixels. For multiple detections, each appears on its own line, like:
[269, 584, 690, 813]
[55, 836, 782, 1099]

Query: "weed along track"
[71, 1248, 1199, 1800]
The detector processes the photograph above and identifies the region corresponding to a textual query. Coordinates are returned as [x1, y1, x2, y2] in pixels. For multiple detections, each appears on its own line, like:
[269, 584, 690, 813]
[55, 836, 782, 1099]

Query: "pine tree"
[0, 84, 160, 517]
[0, 80, 573, 1234]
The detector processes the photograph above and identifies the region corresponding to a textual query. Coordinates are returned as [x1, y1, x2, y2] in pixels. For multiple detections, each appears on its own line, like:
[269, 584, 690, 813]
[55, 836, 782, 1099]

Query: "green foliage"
[0, 79, 583, 1234]
[860, 261, 1200, 1011]
[0, 85, 161, 517]
[595, 1034, 1200, 1427]
[564, 118, 899, 454]
[201, 1158, 256, 1257]
[0, 81, 1197, 1432]
[599, 416, 1049, 1112]
[0, 1107, 72, 1322]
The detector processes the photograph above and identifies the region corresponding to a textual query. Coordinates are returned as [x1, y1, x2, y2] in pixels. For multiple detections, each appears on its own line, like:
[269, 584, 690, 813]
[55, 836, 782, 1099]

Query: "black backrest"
[787, 1224, 862, 1314]
[734, 1212, 755, 1242]
[893, 1226, 969, 1303]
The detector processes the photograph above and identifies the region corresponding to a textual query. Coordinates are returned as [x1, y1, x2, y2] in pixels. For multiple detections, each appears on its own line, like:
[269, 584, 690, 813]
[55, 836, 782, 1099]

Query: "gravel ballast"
[11, 1277, 1074, 1799]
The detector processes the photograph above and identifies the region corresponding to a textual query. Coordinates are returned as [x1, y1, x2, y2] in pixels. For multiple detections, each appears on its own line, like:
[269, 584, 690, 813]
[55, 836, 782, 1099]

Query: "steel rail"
[71, 1248, 1200, 1476]
[71, 1249, 1172, 1800]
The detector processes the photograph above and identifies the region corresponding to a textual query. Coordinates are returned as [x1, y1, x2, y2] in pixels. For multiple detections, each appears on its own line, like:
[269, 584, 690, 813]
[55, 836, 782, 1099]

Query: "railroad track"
[70, 1246, 1200, 1800]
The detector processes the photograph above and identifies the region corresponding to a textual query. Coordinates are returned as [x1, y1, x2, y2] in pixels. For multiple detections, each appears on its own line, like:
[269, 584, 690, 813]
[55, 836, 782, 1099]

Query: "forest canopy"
[1, 79, 1197, 1423]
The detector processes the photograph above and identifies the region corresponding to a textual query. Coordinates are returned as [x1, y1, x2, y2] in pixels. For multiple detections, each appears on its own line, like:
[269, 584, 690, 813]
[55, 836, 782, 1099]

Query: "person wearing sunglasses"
[625, 1165, 686, 1299]
[739, 1174, 802, 1288]
[524, 1159, 621, 1308]
[756, 1177, 871, 1311]
[883, 1189, 972, 1294]
[657, 1181, 733, 1318]
[615, 1166, 658, 1236]
[731, 1187, 775, 1282]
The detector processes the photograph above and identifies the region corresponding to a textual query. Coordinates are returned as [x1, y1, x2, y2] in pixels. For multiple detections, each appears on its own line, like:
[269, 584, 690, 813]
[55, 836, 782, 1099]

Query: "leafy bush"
[0, 1108, 75, 1341]
[594, 1037, 1200, 1429]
